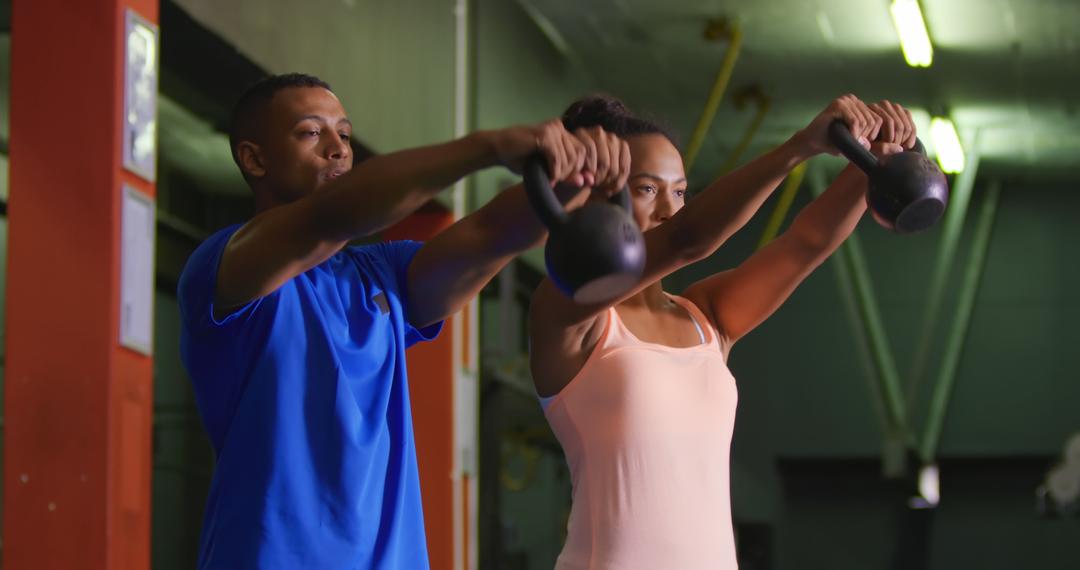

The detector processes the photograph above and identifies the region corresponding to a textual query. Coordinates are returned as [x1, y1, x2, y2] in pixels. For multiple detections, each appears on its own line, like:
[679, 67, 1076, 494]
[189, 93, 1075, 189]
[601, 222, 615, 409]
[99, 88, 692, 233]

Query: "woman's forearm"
[664, 134, 816, 261]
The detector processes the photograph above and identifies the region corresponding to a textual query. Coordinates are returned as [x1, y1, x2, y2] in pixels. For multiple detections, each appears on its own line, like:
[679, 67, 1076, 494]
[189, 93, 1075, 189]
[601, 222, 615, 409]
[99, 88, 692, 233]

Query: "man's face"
[253, 86, 354, 203]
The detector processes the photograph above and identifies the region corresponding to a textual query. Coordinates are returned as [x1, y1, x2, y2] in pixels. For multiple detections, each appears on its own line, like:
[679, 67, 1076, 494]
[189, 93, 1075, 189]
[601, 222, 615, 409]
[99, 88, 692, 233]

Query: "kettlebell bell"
[522, 155, 646, 304]
[828, 120, 950, 233]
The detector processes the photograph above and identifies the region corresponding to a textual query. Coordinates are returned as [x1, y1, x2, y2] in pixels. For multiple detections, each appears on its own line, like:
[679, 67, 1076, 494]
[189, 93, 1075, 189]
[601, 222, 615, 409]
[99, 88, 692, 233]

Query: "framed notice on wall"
[123, 9, 159, 182]
[120, 185, 156, 355]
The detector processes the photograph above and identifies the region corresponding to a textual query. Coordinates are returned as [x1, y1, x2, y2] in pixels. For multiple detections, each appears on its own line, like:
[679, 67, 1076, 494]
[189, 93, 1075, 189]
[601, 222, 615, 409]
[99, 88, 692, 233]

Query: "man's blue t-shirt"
[177, 225, 442, 569]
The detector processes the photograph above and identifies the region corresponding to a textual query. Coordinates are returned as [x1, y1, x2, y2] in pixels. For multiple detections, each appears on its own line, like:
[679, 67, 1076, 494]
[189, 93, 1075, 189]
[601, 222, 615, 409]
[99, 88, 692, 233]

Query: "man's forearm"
[311, 131, 500, 242]
[402, 180, 589, 327]
[466, 181, 590, 256]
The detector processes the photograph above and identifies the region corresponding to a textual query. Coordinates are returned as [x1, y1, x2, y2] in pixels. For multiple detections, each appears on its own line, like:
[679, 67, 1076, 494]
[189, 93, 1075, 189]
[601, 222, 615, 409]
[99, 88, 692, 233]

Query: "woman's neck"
[619, 281, 670, 311]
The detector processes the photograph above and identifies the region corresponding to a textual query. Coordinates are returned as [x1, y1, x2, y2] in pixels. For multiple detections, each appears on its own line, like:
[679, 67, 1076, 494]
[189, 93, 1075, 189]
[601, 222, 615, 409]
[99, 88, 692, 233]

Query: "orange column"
[4, 1, 157, 569]
[384, 205, 457, 570]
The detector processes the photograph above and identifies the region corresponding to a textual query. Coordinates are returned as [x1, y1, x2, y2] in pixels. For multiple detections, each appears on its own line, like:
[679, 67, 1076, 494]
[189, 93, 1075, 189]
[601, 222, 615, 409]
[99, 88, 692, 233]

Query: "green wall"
[150, 290, 212, 570]
[663, 171, 1080, 531]
[669, 179, 1080, 459]
[471, 0, 593, 270]
[174, 0, 457, 152]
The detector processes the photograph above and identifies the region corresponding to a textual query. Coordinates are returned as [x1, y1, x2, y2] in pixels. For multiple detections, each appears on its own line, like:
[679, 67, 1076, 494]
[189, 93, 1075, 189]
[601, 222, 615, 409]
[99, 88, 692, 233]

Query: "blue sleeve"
[177, 225, 279, 448]
[373, 240, 443, 347]
[177, 224, 267, 331]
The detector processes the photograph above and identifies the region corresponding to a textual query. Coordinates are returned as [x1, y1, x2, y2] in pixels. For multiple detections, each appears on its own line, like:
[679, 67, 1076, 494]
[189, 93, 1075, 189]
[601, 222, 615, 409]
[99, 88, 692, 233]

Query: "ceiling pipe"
[756, 162, 807, 249]
[683, 17, 743, 172]
[718, 84, 772, 176]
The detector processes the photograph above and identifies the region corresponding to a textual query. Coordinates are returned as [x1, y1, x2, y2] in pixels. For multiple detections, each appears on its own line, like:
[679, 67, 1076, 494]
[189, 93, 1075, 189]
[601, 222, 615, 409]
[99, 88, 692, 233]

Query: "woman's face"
[625, 134, 687, 232]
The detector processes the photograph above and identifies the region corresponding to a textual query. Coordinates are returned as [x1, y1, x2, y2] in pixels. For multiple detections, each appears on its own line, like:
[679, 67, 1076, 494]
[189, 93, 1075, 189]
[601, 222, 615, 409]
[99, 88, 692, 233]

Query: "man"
[178, 73, 629, 568]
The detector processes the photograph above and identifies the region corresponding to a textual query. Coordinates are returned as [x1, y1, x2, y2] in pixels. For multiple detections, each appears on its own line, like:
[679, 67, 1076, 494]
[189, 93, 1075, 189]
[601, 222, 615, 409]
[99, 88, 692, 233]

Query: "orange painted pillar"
[384, 203, 464, 570]
[4, 1, 158, 569]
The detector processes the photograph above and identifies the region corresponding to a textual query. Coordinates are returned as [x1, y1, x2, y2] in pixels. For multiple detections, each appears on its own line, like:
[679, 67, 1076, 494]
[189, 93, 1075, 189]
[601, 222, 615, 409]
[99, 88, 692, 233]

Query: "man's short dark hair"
[228, 73, 333, 167]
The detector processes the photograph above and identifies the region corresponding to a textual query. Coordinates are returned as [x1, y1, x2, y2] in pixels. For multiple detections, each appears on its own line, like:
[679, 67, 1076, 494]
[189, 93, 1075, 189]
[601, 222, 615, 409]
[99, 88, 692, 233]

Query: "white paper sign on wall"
[123, 10, 159, 182]
[120, 185, 155, 355]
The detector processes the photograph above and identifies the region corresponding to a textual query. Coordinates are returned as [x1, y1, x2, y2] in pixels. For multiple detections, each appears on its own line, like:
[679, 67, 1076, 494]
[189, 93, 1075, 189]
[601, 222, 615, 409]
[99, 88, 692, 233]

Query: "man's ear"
[237, 141, 266, 178]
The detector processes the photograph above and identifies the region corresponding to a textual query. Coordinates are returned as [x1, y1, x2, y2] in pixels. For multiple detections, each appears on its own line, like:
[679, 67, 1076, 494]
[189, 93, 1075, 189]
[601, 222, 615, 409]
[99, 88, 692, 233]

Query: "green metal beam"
[907, 131, 982, 411]
[838, 236, 910, 437]
[825, 218, 889, 436]
[919, 180, 1001, 462]
[809, 165, 911, 463]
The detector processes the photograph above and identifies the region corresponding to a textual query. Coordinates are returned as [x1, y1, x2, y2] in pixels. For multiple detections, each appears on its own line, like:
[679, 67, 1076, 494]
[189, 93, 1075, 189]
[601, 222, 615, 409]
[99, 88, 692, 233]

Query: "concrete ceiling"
[3, 0, 1075, 205]
[521, 0, 1080, 185]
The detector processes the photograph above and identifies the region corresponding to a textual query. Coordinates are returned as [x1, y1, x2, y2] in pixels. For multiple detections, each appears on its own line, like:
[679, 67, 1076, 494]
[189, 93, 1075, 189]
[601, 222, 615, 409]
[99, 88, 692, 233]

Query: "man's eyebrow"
[292, 116, 353, 128]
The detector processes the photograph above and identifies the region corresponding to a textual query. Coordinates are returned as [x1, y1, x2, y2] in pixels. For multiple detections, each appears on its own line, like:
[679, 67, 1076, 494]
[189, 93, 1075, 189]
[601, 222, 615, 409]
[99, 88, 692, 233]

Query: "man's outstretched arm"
[216, 120, 589, 316]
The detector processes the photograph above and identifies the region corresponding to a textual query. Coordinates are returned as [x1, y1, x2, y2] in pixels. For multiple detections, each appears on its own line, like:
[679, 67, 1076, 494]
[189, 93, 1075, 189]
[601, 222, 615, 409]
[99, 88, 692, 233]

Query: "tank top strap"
[666, 294, 720, 349]
[599, 304, 633, 348]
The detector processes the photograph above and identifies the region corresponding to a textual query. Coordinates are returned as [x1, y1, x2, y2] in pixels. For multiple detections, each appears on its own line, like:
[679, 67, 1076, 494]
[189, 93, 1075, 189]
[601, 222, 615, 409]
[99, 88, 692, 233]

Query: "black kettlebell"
[522, 155, 646, 304]
[828, 120, 949, 233]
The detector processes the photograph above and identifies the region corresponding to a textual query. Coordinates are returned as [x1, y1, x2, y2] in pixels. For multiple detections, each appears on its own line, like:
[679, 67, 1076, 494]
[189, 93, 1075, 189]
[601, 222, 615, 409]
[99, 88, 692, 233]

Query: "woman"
[528, 94, 917, 569]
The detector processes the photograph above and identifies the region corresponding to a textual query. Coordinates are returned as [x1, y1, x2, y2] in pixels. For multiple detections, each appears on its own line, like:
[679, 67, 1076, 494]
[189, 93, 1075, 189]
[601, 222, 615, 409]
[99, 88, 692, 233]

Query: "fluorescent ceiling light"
[918, 464, 940, 506]
[890, 0, 934, 67]
[931, 117, 965, 174]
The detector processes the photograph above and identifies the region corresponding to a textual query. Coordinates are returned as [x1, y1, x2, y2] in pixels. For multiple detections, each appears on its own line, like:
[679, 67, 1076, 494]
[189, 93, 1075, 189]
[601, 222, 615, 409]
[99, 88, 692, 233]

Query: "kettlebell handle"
[523, 155, 569, 229]
[827, 120, 880, 173]
[609, 181, 632, 211]
[522, 154, 632, 230]
[827, 120, 929, 170]
[911, 137, 927, 156]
